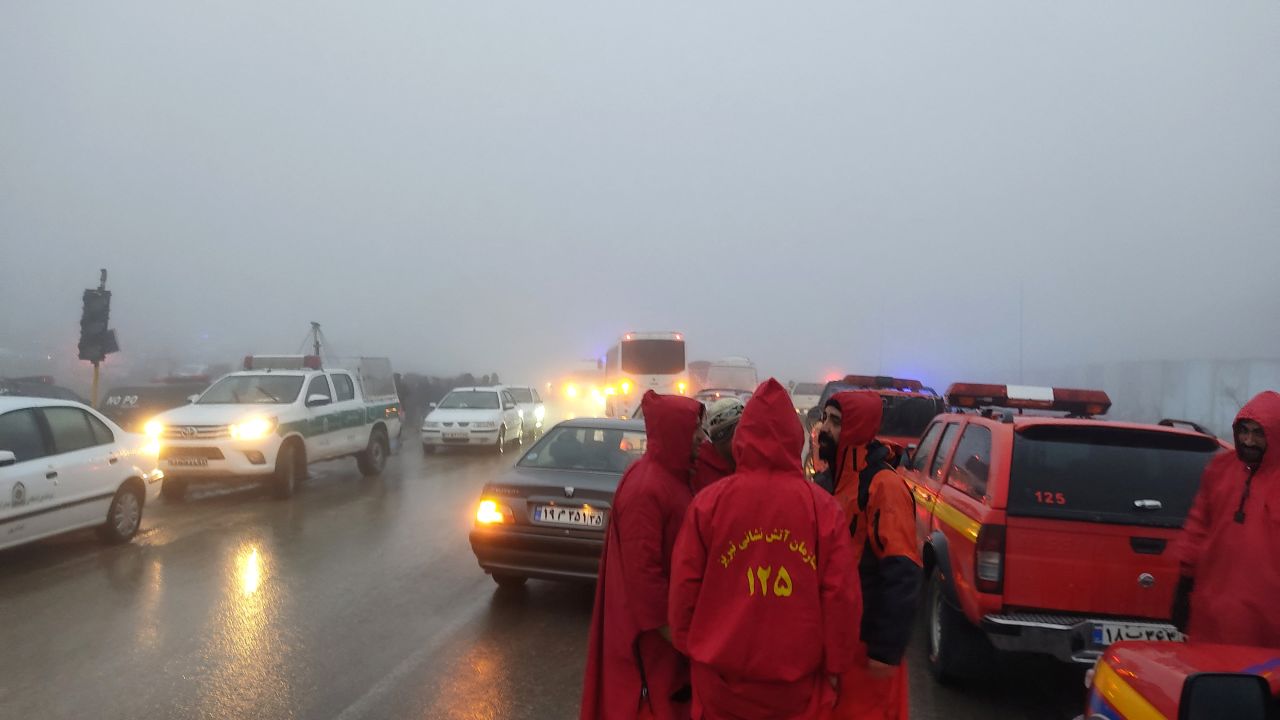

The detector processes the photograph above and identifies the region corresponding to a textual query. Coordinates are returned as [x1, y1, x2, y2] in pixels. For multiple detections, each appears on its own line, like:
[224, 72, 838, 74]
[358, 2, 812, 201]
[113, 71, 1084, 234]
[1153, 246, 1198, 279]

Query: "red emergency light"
[945, 383, 1111, 417]
[842, 375, 925, 392]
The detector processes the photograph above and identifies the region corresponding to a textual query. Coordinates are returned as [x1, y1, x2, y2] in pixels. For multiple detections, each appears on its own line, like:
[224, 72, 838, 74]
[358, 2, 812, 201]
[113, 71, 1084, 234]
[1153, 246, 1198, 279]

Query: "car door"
[905, 421, 947, 540]
[38, 406, 120, 532]
[329, 372, 363, 453]
[302, 374, 336, 460]
[0, 408, 59, 548]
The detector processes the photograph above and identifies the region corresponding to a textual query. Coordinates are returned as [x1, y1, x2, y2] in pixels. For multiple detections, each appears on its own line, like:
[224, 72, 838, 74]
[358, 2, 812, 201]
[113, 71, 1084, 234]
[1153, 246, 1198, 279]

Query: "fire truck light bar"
[945, 383, 1111, 416]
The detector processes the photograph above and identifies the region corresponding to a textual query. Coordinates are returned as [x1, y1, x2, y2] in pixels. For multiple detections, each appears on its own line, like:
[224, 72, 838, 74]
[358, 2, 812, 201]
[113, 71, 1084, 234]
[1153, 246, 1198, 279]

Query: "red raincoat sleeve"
[619, 487, 674, 633]
[818, 495, 860, 676]
[1175, 462, 1217, 577]
[668, 498, 708, 654]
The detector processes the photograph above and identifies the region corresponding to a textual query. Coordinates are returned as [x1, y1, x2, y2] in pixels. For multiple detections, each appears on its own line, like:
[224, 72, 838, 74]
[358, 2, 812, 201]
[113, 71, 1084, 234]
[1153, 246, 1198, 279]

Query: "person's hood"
[640, 390, 704, 474]
[1235, 390, 1280, 471]
[827, 390, 882, 454]
[732, 378, 803, 474]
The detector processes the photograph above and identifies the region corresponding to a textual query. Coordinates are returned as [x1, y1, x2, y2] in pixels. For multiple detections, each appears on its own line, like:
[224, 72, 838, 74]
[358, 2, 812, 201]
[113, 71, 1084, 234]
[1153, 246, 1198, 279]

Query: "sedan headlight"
[229, 416, 277, 441]
[534, 406, 545, 420]
[144, 420, 165, 438]
[473, 421, 497, 429]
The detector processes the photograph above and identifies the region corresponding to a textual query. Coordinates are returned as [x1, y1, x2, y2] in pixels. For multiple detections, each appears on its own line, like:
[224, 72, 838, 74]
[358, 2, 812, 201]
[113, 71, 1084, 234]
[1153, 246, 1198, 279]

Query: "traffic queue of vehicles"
[467, 374, 1277, 718]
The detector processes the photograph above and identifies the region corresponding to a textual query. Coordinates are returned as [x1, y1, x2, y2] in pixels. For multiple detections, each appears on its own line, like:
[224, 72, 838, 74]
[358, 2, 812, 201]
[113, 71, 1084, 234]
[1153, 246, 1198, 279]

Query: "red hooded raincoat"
[1175, 390, 1280, 648]
[669, 379, 861, 720]
[581, 391, 704, 720]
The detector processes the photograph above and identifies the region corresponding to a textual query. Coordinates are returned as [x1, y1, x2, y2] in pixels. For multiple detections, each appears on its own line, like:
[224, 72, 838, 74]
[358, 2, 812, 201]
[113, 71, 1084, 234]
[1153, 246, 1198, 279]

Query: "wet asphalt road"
[0, 431, 1084, 719]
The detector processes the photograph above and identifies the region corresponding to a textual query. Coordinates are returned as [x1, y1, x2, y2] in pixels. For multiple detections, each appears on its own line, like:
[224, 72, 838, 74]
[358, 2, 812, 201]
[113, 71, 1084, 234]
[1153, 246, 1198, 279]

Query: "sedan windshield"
[439, 391, 499, 410]
[198, 375, 304, 405]
[520, 426, 647, 473]
[508, 388, 534, 403]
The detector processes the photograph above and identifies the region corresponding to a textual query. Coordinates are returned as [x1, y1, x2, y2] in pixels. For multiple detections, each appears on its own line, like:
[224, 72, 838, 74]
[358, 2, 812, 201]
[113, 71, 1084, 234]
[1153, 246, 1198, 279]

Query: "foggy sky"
[3, 1, 1278, 390]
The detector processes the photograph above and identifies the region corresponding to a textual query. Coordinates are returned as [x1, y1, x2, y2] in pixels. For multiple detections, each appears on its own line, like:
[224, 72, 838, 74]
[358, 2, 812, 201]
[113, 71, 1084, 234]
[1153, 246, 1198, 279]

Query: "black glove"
[1171, 575, 1194, 633]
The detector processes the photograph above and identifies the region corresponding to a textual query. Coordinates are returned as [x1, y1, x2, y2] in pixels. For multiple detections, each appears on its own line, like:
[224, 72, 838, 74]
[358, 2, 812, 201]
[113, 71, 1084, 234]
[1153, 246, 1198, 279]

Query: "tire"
[272, 443, 302, 500]
[927, 567, 994, 683]
[160, 478, 187, 503]
[515, 422, 525, 447]
[99, 485, 144, 544]
[357, 428, 390, 476]
[494, 428, 507, 454]
[492, 573, 527, 589]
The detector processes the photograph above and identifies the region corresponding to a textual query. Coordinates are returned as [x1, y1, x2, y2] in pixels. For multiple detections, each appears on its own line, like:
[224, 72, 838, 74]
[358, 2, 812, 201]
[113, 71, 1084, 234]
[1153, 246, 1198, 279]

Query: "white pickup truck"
[146, 355, 401, 500]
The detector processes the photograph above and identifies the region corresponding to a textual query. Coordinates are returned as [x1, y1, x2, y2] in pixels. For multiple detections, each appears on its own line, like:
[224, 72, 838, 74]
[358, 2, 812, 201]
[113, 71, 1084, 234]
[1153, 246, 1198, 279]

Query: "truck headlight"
[229, 416, 277, 441]
[144, 420, 164, 438]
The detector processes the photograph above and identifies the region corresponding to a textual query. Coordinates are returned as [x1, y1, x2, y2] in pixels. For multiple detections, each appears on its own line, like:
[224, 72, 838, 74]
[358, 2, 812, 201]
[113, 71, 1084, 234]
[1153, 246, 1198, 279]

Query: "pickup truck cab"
[147, 355, 400, 500]
[1083, 641, 1279, 719]
[905, 383, 1221, 682]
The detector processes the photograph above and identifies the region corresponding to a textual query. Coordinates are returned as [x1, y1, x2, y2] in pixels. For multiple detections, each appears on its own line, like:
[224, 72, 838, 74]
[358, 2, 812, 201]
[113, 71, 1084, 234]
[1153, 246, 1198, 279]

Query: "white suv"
[422, 387, 523, 454]
[0, 397, 163, 551]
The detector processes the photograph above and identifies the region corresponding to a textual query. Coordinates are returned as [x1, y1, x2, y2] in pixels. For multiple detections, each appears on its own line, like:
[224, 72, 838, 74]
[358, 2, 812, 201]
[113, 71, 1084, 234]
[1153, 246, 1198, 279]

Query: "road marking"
[331, 578, 489, 720]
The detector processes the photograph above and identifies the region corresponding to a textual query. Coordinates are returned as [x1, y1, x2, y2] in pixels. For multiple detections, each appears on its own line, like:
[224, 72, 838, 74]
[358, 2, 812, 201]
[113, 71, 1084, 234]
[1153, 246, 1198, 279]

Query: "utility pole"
[1018, 281, 1026, 384]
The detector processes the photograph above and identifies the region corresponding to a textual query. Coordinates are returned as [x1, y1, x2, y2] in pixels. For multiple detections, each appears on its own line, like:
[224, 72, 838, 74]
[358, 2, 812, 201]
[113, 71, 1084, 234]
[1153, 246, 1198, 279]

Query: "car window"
[519, 426, 647, 473]
[929, 423, 961, 482]
[332, 374, 356, 402]
[43, 407, 99, 454]
[87, 414, 115, 446]
[307, 375, 333, 401]
[438, 391, 499, 410]
[946, 425, 992, 500]
[502, 391, 516, 408]
[911, 422, 945, 472]
[0, 409, 48, 463]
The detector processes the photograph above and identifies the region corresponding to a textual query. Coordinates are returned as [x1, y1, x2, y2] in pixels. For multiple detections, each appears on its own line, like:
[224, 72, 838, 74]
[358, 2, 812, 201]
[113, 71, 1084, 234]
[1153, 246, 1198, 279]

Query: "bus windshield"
[621, 339, 685, 375]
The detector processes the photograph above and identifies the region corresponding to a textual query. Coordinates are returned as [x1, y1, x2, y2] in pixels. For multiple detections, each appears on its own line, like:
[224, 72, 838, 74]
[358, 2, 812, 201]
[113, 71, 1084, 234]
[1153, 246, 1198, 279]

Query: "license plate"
[167, 457, 209, 467]
[1092, 622, 1184, 646]
[444, 432, 469, 440]
[533, 505, 605, 528]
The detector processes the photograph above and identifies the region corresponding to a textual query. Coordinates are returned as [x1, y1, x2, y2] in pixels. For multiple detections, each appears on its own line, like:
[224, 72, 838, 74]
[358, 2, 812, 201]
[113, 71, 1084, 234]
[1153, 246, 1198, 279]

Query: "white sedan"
[422, 387, 524, 454]
[0, 397, 164, 551]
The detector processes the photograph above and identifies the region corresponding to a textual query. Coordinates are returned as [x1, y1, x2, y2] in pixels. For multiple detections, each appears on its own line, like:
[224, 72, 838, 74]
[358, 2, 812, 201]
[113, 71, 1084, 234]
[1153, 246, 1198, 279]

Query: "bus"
[602, 331, 688, 417]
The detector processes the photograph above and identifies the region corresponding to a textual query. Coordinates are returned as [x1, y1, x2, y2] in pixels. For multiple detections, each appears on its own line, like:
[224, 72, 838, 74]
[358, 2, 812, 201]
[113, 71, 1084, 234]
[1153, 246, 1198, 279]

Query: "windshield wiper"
[257, 387, 280, 403]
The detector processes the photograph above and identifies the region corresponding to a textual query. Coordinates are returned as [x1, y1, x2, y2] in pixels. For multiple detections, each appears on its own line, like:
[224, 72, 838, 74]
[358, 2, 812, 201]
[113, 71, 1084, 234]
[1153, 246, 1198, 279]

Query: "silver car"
[468, 418, 646, 588]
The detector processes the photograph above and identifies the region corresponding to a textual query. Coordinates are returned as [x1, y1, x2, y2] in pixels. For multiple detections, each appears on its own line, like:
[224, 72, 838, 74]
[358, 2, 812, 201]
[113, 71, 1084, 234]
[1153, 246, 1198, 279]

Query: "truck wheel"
[927, 567, 994, 683]
[272, 443, 302, 500]
[160, 478, 187, 503]
[492, 573, 527, 589]
[98, 484, 144, 544]
[494, 428, 506, 454]
[358, 428, 389, 476]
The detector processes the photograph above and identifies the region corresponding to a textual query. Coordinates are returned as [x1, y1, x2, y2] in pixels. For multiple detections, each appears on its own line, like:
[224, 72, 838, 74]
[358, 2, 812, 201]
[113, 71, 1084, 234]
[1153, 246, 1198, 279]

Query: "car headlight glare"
[144, 420, 164, 438]
[229, 416, 277, 441]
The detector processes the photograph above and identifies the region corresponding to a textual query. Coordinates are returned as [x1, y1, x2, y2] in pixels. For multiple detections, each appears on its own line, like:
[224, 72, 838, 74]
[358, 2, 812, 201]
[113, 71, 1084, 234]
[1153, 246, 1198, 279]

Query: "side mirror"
[905, 443, 918, 466]
[1179, 673, 1271, 720]
[429, 402, 438, 409]
[306, 394, 332, 408]
[188, 394, 200, 404]
[0, 450, 16, 468]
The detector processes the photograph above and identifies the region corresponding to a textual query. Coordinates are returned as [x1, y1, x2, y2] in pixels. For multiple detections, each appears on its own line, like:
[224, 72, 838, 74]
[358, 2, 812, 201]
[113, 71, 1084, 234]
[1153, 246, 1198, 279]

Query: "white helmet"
[704, 397, 745, 444]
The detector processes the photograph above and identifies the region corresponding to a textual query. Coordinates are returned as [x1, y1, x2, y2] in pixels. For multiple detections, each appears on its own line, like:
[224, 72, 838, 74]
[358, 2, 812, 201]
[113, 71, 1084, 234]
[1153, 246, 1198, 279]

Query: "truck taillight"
[975, 524, 1005, 594]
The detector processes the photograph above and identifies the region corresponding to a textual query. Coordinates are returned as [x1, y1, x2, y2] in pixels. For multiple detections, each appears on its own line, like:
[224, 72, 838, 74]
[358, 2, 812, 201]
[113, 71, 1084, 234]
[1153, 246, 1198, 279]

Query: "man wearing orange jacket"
[814, 391, 921, 720]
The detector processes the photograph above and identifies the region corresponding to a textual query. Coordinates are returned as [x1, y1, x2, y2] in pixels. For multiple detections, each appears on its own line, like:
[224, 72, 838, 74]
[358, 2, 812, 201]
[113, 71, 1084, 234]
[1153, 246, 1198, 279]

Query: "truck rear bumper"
[982, 613, 1181, 665]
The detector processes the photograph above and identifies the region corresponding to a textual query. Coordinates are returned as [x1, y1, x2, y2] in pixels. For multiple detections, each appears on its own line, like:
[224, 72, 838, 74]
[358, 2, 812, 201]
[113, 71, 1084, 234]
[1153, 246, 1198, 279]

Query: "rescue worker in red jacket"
[582, 390, 705, 720]
[814, 391, 921, 720]
[1172, 390, 1280, 648]
[668, 379, 861, 720]
[691, 397, 745, 494]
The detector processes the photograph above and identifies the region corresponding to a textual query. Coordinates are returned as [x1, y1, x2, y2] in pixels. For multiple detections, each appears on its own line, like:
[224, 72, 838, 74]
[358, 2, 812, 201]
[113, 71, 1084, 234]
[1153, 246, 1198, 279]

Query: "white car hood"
[155, 403, 287, 425]
[426, 408, 502, 424]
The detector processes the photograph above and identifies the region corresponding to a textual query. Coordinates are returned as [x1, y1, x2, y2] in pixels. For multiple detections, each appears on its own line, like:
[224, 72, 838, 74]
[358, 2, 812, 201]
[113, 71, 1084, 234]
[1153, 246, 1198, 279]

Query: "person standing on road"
[1172, 390, 1280, 648]
[582, 390, 705, 720]
[668, 379, 860, 719]
[691, 397, 745, 494]
[814, 391, 921, 720]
